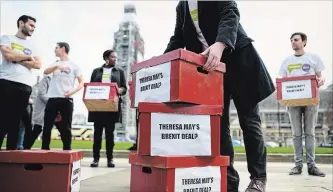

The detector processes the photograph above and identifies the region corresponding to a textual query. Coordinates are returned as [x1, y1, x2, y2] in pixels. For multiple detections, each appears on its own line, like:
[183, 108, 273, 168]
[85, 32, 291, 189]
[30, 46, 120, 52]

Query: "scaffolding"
[113, 4, 144, 138]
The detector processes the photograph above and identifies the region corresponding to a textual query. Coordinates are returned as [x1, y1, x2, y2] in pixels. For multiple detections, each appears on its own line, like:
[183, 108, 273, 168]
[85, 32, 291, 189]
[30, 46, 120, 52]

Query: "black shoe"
[245, 178, 266, 192]
[107, 159, 115, 168]
[90, 159, 99, 168]
[308, 166, 326, 177]
[289, 166, 302, 175]
[127, 144, 137, 151]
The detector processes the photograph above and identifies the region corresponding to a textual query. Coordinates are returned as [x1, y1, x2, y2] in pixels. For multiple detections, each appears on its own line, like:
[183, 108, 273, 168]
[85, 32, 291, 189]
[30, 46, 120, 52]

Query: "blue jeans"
[288, 106, 318, 168]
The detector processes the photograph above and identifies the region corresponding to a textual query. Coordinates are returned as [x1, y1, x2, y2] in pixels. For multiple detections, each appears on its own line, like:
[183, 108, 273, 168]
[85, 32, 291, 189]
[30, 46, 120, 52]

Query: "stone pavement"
[80, 158, 333, 192]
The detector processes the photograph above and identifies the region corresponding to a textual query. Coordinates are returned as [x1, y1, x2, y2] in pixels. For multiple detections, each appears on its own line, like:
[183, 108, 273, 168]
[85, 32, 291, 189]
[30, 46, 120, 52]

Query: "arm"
[314, 55, 325, 87]
[118, 69, 127, 96]
[278, 60, 287, 78]
[21, 56, 42, 69]
[44, 63, 59, 75]
[38, 76, 50, 103]
[215, 0, 240, 51]
[90, 69, 97, 82]
[164, 2, 185, 54]
[0, 45, 32, 62]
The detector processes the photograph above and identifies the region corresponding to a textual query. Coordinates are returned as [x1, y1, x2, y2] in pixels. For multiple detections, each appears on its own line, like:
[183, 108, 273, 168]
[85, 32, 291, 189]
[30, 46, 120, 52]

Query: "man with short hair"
[0, 15, 42, 150]
[279, 32, 326, 177]
[42, 42, 84, 150]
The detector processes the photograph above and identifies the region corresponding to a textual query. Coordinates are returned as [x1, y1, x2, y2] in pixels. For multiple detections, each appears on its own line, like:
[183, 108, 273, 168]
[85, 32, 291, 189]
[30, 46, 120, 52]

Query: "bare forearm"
[71, 83, 84, 95]
[3, 52, 31, 62]
[21, 60, 42, 69]
[44, 66, 59, 74]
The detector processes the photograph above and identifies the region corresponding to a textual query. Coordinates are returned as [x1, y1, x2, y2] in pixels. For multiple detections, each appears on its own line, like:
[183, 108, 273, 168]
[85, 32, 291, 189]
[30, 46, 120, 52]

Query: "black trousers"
[93, 119, 117, 160]
[25, 123, 60, 149]
[22, 103, 33, 149]
[0, 79, 31, 150]
[42, 98, 73, 150]
[221, 44, 267, 191]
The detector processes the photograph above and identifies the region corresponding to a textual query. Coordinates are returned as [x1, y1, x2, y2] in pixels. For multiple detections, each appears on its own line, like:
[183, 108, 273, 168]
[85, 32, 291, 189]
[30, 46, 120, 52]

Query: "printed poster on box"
[71, 160, 81, 192]
[134, 62, 171, 107]
[150, 113, 211, 156]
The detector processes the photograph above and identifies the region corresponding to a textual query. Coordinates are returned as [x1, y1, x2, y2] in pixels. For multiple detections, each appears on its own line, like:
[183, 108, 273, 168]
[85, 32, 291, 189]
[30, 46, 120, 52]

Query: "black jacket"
[88, 64, 127, 123]
[164, 1, 275, 107]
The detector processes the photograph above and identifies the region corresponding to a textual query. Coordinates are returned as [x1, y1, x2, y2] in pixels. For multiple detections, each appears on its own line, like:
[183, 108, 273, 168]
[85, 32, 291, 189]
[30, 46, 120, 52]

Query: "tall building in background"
[113, 4, 144, 139]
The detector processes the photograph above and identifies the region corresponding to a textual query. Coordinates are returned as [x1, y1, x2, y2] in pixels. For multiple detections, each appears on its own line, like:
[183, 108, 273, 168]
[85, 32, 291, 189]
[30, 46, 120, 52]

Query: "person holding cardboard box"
[164, 1, 275, 192]
[279, 32, 326, 177]
[42, 42, 84, 150]
[88, 49, 127, 168]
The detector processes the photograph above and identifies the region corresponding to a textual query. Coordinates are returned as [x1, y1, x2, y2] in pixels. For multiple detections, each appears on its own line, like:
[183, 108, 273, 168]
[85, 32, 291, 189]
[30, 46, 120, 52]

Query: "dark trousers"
[93, 119, 116, 160]
[26, 123, 60, 149]
[42, 98, 73, 150]
[221, 44, 267, 191]
[22, 104, 33, 149]
[0, 79, 31, 150]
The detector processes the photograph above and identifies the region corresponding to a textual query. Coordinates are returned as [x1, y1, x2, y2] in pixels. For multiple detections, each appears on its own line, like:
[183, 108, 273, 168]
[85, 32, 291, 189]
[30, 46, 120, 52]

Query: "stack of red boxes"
[128, 48, 230, 192]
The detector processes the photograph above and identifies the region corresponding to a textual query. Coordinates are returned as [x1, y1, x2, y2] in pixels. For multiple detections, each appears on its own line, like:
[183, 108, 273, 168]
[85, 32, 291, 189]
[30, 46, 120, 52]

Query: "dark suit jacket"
[88, 64, 127, 123]
[164, 1, 275, 107]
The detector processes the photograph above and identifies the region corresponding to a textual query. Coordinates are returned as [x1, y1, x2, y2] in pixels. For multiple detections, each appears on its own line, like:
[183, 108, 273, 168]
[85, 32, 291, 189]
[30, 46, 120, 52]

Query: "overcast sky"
[1, 1, 332, 115]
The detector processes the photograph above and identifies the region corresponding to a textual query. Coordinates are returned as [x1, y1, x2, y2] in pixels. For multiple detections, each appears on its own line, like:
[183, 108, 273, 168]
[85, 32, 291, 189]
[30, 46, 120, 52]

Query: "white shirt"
[279, 52, 325, 78]
[102, 67, 112, 83]
[0, 35, 39, 87]
[187, 1, 209, 51]
[47, 60, 82, 98]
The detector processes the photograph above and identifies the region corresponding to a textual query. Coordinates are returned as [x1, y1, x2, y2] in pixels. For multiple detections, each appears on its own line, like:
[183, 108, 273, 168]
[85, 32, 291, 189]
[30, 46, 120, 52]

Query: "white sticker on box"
[281, 79, 312, 100]
[174, 166, 221, 192]
[150, 113, 211, 156]
[134, 62, 171, 107]
[71, 160, 81, 192]
[84, 86, 110, 100]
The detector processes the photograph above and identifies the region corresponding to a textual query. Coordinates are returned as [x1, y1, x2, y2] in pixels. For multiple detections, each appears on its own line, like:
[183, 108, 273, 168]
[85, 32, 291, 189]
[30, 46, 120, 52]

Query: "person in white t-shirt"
[0, 15, 42, 150]
[42, 42, 84, 150]
[279, 32, 326, 177]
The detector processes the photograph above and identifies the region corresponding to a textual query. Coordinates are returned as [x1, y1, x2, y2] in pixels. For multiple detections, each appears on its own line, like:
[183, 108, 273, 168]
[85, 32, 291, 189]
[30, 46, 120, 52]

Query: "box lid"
[138, 102, 222, 115]
[0, 150, 83, 164]
[131, 48, 226, 73]
[276, 75, 316, 83]
[84, 82, 119, 88]
[129, 152, 229, 168]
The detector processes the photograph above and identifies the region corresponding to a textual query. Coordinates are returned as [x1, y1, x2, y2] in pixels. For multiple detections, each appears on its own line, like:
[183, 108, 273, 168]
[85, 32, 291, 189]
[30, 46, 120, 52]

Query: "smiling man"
[0, 15, 42, 150]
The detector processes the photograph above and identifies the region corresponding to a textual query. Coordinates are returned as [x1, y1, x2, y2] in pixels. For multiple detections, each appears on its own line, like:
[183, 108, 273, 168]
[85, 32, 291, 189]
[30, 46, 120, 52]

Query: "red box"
[276, 75, 319, 106]
[83, 82, 119, 112]
[0, 150, 83, 192]
[129, 152, 229, 192]
[137, 102, 222, 157]
[129, 81, 133, 101]
[131, 48, 226, 108]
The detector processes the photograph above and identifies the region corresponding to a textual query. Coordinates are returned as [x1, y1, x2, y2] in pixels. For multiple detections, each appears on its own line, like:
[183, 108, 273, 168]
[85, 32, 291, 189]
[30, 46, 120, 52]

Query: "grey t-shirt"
[0, 35, 39, 87]
[47, 60, 82, 98]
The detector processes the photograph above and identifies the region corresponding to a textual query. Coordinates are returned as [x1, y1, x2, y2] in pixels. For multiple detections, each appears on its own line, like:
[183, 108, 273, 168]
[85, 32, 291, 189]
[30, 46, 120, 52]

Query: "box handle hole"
[142, 167, 152, 174]
[24, 163, 43, 171]
[197, 67, 209, 74]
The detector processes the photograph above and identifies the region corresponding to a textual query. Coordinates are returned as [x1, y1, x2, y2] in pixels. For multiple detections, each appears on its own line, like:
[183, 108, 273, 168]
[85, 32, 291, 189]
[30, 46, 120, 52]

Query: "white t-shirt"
[279, 52, 325, 77]
[47, 60, 82, 98]
[187, 1, 209, 51]
[102, 67, 112, 83]
[0, 35, 39, 87]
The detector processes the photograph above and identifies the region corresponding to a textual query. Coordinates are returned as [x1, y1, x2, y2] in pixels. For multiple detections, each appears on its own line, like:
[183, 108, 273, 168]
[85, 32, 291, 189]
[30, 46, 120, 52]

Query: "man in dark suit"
[88, 50, 127, 168]
[164, 1, 275, 192]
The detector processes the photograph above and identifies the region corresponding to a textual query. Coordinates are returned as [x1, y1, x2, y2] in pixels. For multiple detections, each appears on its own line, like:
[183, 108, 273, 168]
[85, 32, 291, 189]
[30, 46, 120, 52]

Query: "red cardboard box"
[83, 82, 119, 112]
[276, 75, 319, 106]
[130, 48, 226, 108]
[137, 102, 222, 157]
[129, 152, 229, 192]
[0, 150, 83, 192]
